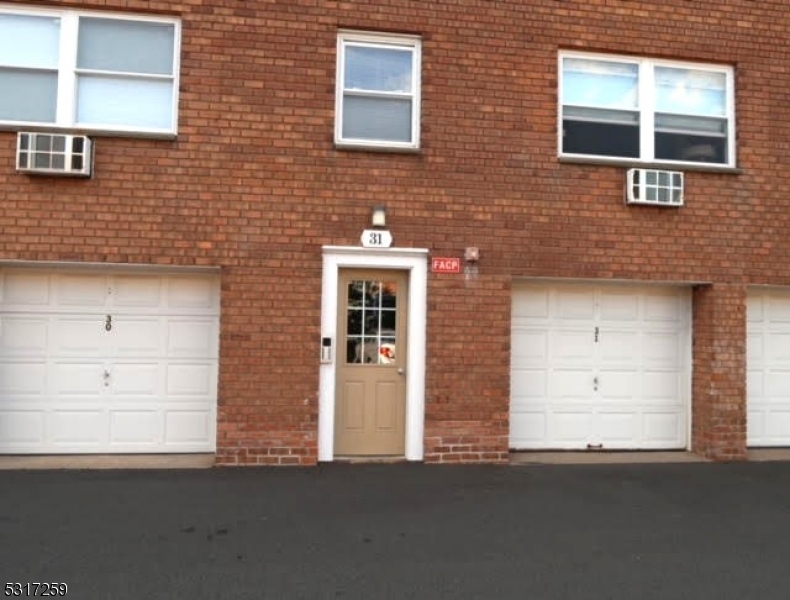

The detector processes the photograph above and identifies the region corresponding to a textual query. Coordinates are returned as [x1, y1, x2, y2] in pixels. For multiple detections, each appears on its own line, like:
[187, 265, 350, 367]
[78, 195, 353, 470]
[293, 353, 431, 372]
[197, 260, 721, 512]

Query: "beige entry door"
[335, 270, 408, 456]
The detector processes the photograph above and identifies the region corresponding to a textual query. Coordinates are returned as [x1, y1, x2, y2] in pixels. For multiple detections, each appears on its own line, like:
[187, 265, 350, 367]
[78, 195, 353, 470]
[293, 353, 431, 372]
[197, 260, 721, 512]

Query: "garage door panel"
[511, 330, 547, 362]
[168, 277, 218, 310]
[110, 411, 160, 444]
[747, 333, 763, 361]
[767, 333, 790, 361]
[553, 331, 594, 361]
[767, 410, 790, 440]
[51, 410, 105, 445]
[642, 332, 682, 366]
[556, 289, 595, 320]
[747, 410, 766, 444]
[643, 412, 682, 445]
[747, 290, 790, 447]
[747, 369, 763, 397]
[765, 371, 790, 397]
[0, 362, 47, 394]
[511, 282, 690, 450]
[167, 319, 217, 358]
[1, 272, 51, 307]
[747, 296, 764, 321]
[597, 412, 638, 444]
[598, 291, 639, 321]
[54, 363, 104, 396]
[643, 293, 684, 322]
[166, 364, 213, 398]
[598, 370, 638, 400]
[111, 319, 163, 357]
[767, 295, 790, 321]
[165, 410, 211, 444]
[511, 369, 546, 400]
[551, 411, 593, 444]
[512, 288, 549, 320]
[0, 318, 48, 357]
[550, 369, 594, 398]
[510, 412, 546, 447]
[111, 363, 159, 397]
[54, 318, 104, 356]
[0, 268, 219, 454]
[112, 276, 162, 308]
[56, 275, 108, 307]
[599, 331, 639, 362]
[0, 411, 44, 445]
[641, 370, 681, 403]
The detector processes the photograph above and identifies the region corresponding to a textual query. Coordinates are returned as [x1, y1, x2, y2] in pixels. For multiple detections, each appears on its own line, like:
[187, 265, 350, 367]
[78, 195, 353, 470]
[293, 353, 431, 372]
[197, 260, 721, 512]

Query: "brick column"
[423, 274, 511, 463]
[691, 284, 748, 461]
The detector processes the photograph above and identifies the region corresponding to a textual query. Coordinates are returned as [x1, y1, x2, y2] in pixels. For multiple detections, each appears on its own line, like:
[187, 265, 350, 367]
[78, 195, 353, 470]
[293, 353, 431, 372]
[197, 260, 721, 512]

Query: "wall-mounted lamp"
[371, 205, 387, 228]
[464, 246, 480, 263]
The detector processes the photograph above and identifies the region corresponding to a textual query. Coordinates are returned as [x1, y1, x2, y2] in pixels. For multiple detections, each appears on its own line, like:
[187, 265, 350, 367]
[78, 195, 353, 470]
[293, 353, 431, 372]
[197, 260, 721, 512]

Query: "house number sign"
[360, 229, 393, 248]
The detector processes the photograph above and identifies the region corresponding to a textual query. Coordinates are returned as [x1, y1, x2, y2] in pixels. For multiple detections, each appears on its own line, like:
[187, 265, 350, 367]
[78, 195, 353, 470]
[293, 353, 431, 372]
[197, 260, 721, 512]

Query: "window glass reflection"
[345, 279, 398, 364]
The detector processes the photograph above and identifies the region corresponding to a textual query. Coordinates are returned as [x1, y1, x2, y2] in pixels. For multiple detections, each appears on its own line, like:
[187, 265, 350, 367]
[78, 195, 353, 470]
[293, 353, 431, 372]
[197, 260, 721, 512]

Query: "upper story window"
[0, 7, 180, 137]
[560, 52, 735, 168]
[335, 31, 421, 150]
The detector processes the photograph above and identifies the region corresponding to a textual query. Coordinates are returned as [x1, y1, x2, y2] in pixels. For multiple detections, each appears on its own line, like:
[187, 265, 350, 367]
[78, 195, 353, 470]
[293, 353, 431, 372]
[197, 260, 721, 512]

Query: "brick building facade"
[1, 0, 788, 464]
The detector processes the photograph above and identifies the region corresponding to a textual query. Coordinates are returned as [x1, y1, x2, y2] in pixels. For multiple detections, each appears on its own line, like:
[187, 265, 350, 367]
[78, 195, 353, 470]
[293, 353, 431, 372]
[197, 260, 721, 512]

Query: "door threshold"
[509, 450, 708, 465]
[0, 454, 216, 470]
[332, 455, 407, 464]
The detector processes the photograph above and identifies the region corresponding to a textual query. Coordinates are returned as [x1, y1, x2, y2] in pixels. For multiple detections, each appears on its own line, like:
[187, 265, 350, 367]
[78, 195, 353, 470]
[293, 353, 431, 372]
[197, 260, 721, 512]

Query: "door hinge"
[594, 326, 599, 342]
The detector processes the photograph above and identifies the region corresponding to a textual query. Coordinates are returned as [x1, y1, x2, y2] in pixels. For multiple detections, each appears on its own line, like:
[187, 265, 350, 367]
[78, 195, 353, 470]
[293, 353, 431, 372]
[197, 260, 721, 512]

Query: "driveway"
[2, 462, 790, 599]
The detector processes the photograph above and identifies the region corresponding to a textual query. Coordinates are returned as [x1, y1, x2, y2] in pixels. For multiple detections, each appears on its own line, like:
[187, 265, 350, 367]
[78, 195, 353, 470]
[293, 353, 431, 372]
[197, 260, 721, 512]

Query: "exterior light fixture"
[464, 246, 480, 263]
[371, 206, 387, 228]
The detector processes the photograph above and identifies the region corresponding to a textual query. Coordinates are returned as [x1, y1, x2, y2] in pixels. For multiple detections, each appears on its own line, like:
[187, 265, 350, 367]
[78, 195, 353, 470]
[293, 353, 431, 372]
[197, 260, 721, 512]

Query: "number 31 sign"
[360, 229, 393, 248]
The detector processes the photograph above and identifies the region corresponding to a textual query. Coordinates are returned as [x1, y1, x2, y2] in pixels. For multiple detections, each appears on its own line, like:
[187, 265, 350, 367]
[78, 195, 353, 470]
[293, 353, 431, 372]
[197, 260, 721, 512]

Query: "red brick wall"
[424, 274, 512, 463]
[2, 0, 789, 463]
[692, 285, 748, 461]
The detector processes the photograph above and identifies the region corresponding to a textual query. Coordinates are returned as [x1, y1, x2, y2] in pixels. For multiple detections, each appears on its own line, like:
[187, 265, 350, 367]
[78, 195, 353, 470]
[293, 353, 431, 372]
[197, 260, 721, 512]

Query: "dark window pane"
[347, 309, 362, 335]
[363, 281, 379, 307]
[346, 338, 363, 364]
[347, 281, 364, 307]
[380, 310, 396, 332]
[655, 132, 727, 164]
[563, 119, 639, 158]
[364, 309, 381, 335]
[381, 282, 397, 308]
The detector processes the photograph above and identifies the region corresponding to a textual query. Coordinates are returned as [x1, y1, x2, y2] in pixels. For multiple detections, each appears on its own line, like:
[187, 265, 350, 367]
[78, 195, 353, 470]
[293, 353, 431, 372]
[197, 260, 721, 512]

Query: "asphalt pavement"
[2, 461, 790, 600]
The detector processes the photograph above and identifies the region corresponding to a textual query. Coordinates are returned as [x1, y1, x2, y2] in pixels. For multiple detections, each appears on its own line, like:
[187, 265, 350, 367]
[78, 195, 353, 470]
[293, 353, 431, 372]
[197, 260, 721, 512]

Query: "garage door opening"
[0, 268, 220, 454]
[510, 281, 691, 451]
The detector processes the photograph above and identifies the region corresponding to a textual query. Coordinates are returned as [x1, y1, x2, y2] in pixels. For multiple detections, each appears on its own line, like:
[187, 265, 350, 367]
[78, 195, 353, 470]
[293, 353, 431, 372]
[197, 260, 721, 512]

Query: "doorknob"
[397, 368, 405, 376]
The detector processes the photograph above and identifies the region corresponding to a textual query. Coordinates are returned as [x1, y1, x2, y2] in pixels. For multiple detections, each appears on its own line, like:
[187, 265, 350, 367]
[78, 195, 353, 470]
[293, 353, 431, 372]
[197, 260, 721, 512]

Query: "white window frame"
[335, 31, 421, 151]
[558, 51, 736, 168]
[0, 5, 181, 137]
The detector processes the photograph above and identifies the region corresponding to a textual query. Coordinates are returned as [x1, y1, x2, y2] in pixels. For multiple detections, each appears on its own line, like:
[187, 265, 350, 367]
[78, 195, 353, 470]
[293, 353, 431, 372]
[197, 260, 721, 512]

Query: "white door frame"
[319, 246, 428, 461]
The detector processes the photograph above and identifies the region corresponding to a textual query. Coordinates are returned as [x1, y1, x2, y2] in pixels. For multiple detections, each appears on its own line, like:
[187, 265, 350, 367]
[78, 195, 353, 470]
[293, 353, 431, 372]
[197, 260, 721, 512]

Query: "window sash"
[560, 53, 734, 166]
[0, 7, 179, 135]
[336, 33, 421, 148]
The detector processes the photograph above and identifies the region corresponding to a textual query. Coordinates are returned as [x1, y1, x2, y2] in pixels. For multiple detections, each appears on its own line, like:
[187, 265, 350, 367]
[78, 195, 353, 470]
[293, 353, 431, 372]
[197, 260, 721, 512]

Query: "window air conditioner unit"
[626, 168, 683, 207]
[16, 132, 93, 177]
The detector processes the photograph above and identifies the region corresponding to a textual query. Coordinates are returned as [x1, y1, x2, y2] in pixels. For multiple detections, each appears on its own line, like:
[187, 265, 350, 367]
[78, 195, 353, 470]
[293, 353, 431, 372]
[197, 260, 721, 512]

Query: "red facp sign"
[431, 257, 461, 274]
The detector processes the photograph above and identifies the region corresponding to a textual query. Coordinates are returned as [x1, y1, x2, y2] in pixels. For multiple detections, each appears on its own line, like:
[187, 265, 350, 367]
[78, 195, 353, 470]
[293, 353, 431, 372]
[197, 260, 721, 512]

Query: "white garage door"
[510, 282, 691, 450]
[0, 269, 220, 454]
[747, 289, 790, 447]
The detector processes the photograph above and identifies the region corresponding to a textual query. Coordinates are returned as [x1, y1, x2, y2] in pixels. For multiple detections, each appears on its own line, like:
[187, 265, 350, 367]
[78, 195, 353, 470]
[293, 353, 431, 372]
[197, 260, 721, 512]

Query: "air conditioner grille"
[16, 132, 92, 177]
[626, 168, 683, 207]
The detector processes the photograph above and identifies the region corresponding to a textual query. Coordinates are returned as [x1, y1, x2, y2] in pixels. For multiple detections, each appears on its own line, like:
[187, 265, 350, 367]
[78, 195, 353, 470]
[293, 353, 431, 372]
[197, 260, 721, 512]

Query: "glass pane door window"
[345, 279, 398, 365]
